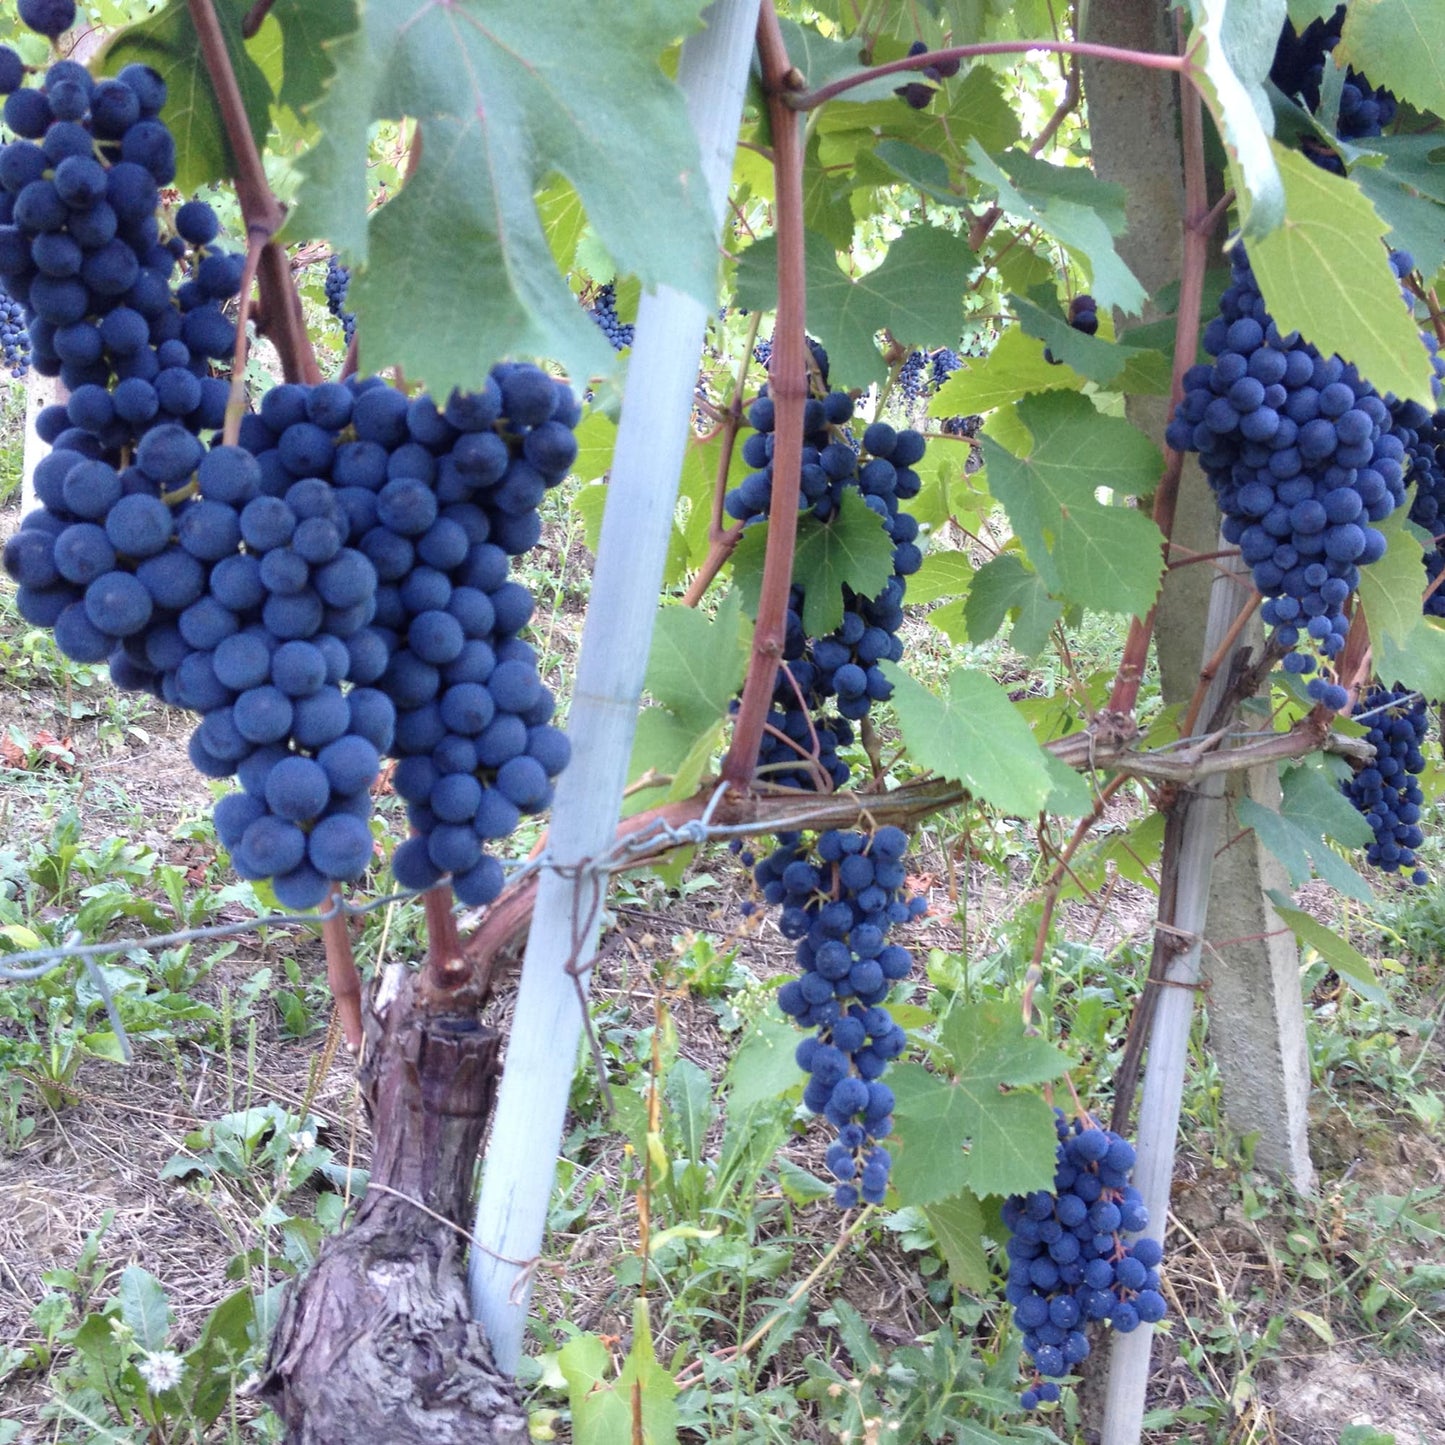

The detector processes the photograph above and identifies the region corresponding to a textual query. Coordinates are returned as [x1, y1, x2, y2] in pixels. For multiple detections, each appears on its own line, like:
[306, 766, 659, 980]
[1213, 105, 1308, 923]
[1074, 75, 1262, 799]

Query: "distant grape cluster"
[1341, 688, 1429, 884]
[1, 284, 29, 376]
[894, 39, 960, 110]
[759, 826, 926, 1205]
[1165, 244, 1407, 708]
[1003, 1113, 1166, 1408]
[324, 254, 355, 346]
[586, 282, 633, 352]
[897, 349, 926, 405]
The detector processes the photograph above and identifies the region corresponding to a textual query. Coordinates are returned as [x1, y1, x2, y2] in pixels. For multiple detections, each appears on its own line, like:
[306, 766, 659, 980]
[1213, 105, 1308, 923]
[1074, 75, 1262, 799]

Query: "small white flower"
[290, 1130, 317, 1153]
[136, 1349, 185, 1393]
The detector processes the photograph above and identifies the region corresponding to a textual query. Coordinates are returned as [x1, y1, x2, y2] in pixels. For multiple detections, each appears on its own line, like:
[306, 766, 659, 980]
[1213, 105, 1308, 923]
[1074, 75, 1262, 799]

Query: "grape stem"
[188, 0, 320, 384]
[221, 231, 267, 448]
[241, 0, 276, 39]
[722, 2, 808, 789]
[788, 38, 1190, 112]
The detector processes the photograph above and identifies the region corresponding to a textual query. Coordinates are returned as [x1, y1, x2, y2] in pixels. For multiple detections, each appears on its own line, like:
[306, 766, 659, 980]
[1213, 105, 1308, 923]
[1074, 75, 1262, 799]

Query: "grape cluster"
[1342, 688, 1428, 884]
[1271, 7, 1396, 146]
[894, 39, 960, 110]
[929, 347, 960, 390]
[726, 393, 923, 787]
[0, 51, 241, 436]
[4, 367, 575, 909]
[758, 826, 926, 1205]
[1165, 244, 1407, 707]
[1398, 398, 1445, 615]
[1043, 294, 1098, 365]
[324, 254, 355, 346]
[897, 349, 926, 405]
[1002, 1113, 1166, 1408]
[586, 282, 633, 352]
[1, 284, 28, 376]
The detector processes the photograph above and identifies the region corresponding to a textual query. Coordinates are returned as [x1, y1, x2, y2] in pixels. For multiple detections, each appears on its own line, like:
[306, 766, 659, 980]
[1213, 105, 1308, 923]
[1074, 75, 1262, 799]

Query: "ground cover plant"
[0, 0, 1443, 1442]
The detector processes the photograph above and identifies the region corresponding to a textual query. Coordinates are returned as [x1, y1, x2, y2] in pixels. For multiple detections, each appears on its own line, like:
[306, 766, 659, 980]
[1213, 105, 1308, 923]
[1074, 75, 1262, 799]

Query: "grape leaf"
[100, 0, 273, 193]
[923, 1193, 991, 1294]
[734, 228, 974, 389]
[1375, 616, 1445, 700]
[1357, 504, 1426, 651]
[1247, 144, 1436, 406]
[963, 144, 1146, 314]
[928, 325, 1083, 417]
[1186, 0, 1287, 235]
[732, 490, 896, 638]
[1236, 755, 1373, 901]
[1338, 0, 1445, 120]
[959, 553, 1062, 658]
[266, 0, 357, 115]
[643, 591, 748, 735]
[907, 551, 974, 606]
[880, 663, 1055, 816]
[980, 392, 1165, 618]
[1267, 894, 1387, 1004]
[890, 1001, 1069, 1204]
[775, 18, 899, 103]
[289, 0, 716, 397]
[1010, 293, 1169, 392]
[1350, 165, 1445, 287]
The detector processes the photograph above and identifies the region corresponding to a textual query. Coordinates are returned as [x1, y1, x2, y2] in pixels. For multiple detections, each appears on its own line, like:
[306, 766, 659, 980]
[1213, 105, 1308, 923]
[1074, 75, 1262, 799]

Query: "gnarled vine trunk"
[258, 969, 526, 1444]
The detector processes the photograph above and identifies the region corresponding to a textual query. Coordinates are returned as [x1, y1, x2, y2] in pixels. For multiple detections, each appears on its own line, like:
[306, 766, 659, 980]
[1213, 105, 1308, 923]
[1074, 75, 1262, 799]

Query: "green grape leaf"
[880, 663, 1055, 816]
[291, 0, 716, 398]
[643, 591, 748, 734]
[928, 325, 1083, 416]
[873, 140, 968, 208]
[980, 393, 1165, 618]
[907, 551, 974, 605]
[99, 0, 273, 193]
[732, 490, 896, 638]
[1338, 0, 1445, 120]
[890, 1001, 1069, 1204]
[1247, 143, 1436, 406]
[1350, 166, 1445, 286]
[957, 552, 1062, 658]
[1188, 0, 1287, 235]
[1375, 616, 1445, 700]
[1357, 505, 1426, 651]
[1010, 293, 1169, 391]
[266, 0, 357, 115]
[964, 144, 1146, 314]
[776, 18, 899, 103]
[923, 1193, 991, 1294]
[1267, 894, 1387, 1004]
[735, 227, 974, 389]
[1236, 756, 1374, 901]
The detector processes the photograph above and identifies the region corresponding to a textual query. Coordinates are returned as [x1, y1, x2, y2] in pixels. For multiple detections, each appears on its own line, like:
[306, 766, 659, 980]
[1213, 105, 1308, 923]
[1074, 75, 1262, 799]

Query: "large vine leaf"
[1268, 894, 1387, 1004]
[99, 0, 273, 194]
[957, 552, 1062, 658]
[1338, 0, 1445, 121]
[735, 228, 974, 389]
[880, 664, 1055, 817]
[732, 490, 896, 637]
[928, 324, 1083, 417]
[964, 144, 1146, 314]
[980, 392, 1165, 618]
[289, 0, 717, 397]
[1185, 0, 1287, 235]
[1236, 756, 1373, 902]
[1247, 144, 1437, 406]
[267, 0, 358, 115]
[890, 1001, 1069, 1205]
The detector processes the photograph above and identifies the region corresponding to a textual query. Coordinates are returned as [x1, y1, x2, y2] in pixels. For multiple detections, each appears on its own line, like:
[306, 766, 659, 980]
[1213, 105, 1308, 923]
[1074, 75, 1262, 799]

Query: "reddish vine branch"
[789, 39, 1189, 111]
[188, 0, 319, 385]
[723, 3, 808, 789]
